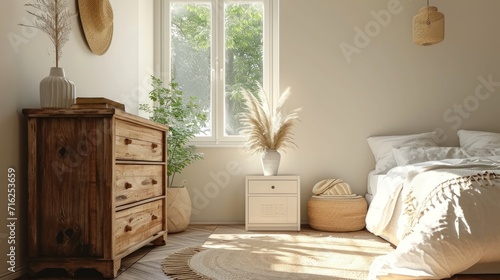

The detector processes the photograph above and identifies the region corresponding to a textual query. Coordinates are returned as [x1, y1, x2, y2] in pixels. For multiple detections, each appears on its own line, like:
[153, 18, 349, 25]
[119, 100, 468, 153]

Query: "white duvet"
[366, 157, 500, 279]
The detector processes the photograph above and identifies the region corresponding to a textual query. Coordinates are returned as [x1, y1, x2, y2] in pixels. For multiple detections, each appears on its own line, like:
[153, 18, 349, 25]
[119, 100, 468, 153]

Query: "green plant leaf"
[140, 76, 208, 187]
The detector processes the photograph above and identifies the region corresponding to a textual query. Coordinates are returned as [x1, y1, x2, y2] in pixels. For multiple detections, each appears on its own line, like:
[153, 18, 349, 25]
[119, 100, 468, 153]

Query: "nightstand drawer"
[248, 180, 298, 194]
[248, 196, 298, 224]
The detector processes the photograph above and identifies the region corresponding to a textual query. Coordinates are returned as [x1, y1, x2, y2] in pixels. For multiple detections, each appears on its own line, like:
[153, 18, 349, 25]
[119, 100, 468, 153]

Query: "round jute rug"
[162, 230, 394, 280]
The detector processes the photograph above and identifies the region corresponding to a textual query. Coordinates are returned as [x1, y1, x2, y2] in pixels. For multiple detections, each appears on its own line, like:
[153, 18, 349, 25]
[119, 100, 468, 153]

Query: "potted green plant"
[140, 76, 208, 233]
[240, 86, 301, 176]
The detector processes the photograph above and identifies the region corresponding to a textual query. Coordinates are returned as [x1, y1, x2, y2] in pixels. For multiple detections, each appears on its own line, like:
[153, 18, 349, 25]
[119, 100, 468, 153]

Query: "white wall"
[1, 0, 500, 277]
[0, 0, 153, 278]
[181, 0, 500, 225]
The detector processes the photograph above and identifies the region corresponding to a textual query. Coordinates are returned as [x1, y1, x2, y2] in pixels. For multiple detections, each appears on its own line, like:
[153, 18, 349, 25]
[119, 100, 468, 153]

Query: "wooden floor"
[16, 224, 217, 280]
[115, 224, 217, 279]
[19, 224, 500, 279]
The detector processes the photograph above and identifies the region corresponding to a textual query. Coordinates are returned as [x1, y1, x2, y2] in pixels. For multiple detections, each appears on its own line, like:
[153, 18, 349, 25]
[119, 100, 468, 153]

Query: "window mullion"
[209, 0, 218, 143]
[215, 0, 225, 143]
[264, 0, 274, 109]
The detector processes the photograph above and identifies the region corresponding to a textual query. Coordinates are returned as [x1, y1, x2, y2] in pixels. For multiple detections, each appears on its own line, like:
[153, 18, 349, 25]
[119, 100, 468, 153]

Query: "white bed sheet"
[365, 170, 402, 245]
[365, 158, 500, 277]
[366, 170, 386, 197]
[365, 170, 386, 206]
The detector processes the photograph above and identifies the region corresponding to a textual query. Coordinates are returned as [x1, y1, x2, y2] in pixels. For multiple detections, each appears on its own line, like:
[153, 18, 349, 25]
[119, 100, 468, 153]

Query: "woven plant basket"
[307, 196, 367, 232]
[167, 187, 192, 233]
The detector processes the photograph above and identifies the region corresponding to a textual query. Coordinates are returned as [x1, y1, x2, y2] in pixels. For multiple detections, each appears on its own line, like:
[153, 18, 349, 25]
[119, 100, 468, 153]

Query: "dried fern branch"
[240, 86, 301, 154]
[20, 0, 73, 67]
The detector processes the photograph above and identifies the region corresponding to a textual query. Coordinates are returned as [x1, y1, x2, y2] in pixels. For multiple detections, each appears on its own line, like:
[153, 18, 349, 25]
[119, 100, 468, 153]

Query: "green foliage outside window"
[171, 2, 264, 135]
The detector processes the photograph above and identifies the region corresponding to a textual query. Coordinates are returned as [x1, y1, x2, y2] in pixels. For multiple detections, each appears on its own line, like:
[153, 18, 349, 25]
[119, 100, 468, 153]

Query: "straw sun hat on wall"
[77, 0, 114, 55]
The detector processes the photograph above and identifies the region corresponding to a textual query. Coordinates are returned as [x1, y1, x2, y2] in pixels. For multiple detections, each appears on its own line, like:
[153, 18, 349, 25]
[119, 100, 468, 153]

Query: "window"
[160, 0, 279, 145]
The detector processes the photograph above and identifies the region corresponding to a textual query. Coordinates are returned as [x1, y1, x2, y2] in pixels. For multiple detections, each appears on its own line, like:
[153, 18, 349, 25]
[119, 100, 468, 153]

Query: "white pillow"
[463, 148, 499, 158]
[367, 132, 439, 174]
[458, 130, 500, 150]
[392, 146, 497, 166]
[393, 146, 464, 166]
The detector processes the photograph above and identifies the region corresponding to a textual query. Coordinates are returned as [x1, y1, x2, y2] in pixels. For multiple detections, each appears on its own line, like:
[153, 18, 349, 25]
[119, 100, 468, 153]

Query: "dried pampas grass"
[21, 0, 73, 67]
[240, 86, 301, 154]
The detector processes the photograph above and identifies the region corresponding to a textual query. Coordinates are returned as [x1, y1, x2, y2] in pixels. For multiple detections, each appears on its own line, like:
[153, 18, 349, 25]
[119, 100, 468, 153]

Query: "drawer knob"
[151, 179, 158, 185]
[151, 143, 158, 149]
[124, 138, 132, 145]
[125, 225, 133, 232]
[151, 215, 158, 220]
[125, 182, 133, 189]
[271, 185, 275, 189]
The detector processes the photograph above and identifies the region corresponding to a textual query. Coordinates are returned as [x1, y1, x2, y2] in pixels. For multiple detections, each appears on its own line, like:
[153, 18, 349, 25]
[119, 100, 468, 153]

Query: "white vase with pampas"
[240, 86, 301, 176]
[261, 149, 281, 176]
[22, 0, 75, 108]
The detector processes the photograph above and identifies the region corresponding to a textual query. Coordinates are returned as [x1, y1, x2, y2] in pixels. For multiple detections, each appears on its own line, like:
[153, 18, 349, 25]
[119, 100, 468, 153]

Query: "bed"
[364, 130, 500, 279]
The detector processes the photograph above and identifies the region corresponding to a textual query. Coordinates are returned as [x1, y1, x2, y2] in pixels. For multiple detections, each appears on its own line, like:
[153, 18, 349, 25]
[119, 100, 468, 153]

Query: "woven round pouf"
[307, 196, 368, 232]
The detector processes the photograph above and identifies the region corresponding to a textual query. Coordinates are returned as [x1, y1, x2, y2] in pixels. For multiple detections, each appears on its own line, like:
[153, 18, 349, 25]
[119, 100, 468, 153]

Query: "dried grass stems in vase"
[21, 0, 73, 67]
[21, 0, 76, 108]
[240, 86, 301, 176]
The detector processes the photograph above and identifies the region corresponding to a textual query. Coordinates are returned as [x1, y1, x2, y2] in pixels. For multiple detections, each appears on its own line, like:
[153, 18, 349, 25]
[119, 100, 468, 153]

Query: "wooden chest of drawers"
[22, 108, 168, 278]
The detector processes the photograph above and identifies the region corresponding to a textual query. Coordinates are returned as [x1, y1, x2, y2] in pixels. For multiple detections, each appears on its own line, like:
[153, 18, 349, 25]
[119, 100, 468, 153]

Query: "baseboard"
[189, 220, 312, 225]
[460, 262, 500, 274]
[188, 221, 245, 225]
[0, 266, 27, 280]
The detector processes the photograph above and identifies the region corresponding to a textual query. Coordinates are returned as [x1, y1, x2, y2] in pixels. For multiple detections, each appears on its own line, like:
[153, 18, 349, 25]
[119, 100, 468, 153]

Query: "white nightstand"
[245, 175, 300, 231]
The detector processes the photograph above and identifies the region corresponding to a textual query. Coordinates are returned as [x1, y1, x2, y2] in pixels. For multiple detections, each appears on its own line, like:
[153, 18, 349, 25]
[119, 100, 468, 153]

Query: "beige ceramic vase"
[40, 67, 75, 108]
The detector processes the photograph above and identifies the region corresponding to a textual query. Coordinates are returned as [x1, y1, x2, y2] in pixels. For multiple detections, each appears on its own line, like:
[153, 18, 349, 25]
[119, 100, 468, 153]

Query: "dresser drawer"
[115, 120, 164, 161]
[115, 165, 165, 206]
[114, 200, 164, 255]
[248, 180, 298, 194]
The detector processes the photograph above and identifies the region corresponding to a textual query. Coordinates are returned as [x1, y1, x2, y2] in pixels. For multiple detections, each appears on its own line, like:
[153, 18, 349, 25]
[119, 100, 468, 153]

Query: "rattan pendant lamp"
[413, 0, 444, 46]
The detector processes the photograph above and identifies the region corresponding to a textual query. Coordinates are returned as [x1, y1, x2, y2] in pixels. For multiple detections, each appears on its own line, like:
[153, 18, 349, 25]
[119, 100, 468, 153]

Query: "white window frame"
[154, 0, 280, 147]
